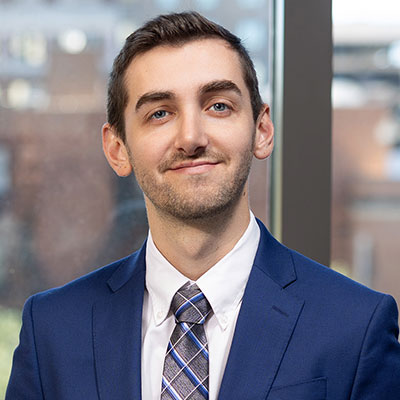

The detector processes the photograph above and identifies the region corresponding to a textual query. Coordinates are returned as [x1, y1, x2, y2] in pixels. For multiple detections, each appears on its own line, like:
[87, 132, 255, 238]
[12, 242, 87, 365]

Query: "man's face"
[113, 38, 272, 220]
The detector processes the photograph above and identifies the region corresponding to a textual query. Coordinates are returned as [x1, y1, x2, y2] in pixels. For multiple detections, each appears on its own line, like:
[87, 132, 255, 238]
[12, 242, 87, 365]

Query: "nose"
[174, 109, 209, 155]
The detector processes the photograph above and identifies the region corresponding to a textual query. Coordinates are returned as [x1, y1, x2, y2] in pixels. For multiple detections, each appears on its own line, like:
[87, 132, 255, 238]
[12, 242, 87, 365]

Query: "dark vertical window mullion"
[270, 0, 333, 266]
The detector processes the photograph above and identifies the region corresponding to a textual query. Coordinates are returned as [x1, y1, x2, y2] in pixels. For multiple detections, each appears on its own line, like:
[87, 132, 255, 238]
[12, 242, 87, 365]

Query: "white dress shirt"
[141, 213, 260, 400]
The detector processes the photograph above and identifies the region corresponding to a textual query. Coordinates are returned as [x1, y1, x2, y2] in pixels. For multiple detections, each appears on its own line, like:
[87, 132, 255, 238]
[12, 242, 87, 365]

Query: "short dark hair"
[107, 11, 263, 141]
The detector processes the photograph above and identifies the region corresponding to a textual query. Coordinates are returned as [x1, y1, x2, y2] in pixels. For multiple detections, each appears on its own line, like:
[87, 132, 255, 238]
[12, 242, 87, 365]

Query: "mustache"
[158, 149, 226, 172]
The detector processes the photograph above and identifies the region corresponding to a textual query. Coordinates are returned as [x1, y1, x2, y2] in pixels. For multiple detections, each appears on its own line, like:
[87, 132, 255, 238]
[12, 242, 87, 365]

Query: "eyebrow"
[135, 91, 175, 112]
[199, 80, 242, 97]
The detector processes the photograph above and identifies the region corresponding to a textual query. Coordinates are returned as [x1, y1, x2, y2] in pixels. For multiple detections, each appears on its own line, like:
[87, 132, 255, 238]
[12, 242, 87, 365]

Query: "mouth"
[169, 160, 220, 174]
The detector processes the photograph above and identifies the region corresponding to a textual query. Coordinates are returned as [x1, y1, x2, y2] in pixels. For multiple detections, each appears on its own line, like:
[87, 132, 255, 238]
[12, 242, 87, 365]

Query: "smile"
[169, 161, 219, 175]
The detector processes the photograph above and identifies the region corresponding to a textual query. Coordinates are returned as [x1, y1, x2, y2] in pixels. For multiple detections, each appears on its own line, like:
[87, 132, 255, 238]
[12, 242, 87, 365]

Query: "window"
[331, 0, 400, 306]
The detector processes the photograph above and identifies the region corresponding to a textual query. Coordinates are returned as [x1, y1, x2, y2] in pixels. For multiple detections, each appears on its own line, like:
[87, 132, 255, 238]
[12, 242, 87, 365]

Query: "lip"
[169, 160, 219, 174]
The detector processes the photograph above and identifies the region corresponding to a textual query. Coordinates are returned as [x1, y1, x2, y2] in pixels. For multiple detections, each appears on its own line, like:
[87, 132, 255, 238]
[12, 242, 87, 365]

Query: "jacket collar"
[253, 218, 297, 288]
[218, 219, 304, 399]
[106, 240, 147, 292]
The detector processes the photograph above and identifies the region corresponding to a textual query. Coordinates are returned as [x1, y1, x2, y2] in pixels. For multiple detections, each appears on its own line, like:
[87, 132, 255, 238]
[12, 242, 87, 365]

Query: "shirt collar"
[145, 213, 260, 330]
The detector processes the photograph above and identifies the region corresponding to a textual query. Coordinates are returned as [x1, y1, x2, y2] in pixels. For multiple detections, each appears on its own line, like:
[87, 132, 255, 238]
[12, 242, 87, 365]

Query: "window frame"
[270, 0, 333, 265]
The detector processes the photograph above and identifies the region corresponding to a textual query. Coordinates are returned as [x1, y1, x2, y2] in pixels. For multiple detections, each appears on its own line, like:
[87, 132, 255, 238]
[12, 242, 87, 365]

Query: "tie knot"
[171, 282, 211, 325]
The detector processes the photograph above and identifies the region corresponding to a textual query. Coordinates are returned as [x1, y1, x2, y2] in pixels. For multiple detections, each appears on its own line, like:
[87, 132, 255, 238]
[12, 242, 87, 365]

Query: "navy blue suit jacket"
[7, 220, 400, 399]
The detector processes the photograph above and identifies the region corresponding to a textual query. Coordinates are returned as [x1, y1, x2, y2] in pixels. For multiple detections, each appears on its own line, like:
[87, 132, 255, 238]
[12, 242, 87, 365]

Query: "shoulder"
[286, 248, 399, 329]
[255, 219, 387, 309]
[290, 248, 384, 301]
[26, 248, 144, 317]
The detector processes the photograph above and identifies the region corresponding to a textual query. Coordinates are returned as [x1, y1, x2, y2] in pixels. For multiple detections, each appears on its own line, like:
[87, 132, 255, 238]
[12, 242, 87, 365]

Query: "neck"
[146, 194, 251, 280]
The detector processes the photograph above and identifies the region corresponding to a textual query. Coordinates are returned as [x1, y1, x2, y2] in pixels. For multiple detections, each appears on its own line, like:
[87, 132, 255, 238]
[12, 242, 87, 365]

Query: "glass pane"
[331, 0, 400, 307]
[0, 0, 273, 395]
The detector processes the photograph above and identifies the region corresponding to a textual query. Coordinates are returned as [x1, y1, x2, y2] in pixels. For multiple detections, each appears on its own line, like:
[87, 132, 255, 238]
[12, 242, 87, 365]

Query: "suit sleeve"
[350, 294, 400, 399]
[6, 295, 44, 400]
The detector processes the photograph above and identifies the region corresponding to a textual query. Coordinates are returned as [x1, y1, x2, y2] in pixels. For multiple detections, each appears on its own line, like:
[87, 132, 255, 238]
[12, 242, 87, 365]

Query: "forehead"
[124, 38, 249, 101]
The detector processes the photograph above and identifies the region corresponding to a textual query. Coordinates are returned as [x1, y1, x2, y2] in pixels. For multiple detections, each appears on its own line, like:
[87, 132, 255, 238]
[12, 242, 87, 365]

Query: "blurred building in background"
[331, 0, 400, 304]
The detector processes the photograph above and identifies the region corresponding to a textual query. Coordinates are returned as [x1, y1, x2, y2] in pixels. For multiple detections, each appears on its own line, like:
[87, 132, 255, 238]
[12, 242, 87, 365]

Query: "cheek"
[210, 123, 255, 154]
[127, 137, 169, 171]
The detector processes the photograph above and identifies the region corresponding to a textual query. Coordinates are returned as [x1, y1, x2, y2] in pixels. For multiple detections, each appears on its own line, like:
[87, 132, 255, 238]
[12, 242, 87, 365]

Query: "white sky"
[333, 0, 400, 25]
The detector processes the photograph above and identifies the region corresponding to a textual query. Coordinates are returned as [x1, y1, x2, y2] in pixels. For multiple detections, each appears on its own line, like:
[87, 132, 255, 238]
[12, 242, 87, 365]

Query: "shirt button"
[157, 311, 163, 319]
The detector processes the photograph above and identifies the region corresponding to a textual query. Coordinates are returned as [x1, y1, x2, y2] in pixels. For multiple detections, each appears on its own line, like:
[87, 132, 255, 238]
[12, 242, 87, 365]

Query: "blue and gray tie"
[161, 282, 212, 400]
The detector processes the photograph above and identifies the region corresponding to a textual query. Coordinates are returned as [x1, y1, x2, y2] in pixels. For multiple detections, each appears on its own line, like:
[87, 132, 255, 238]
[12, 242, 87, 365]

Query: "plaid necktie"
[161, 282, 212, 400]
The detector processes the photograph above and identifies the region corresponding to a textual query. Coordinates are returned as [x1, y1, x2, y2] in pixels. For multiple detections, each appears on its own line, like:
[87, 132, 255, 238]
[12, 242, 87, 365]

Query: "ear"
[102, 123, 133, 177]
[253, 104, 274, 160]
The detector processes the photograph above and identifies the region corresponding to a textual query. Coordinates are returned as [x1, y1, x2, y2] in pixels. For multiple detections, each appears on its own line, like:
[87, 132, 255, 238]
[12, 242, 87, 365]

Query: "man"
[7, 11, 400, 400]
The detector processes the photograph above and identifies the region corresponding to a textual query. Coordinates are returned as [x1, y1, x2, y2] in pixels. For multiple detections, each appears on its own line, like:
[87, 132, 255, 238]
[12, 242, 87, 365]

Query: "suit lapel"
[218, 221, 304, 400]
[93, 245, 146, 400]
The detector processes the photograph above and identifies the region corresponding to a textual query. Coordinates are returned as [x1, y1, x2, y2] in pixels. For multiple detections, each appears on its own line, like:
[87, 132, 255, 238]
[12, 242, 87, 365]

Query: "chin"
[152, 190, 243, 222]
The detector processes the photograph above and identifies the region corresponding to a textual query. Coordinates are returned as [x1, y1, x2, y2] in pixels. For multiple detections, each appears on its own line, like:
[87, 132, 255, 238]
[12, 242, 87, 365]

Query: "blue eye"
[151, 110, 168, 119]
[211, 103, 228, 112]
